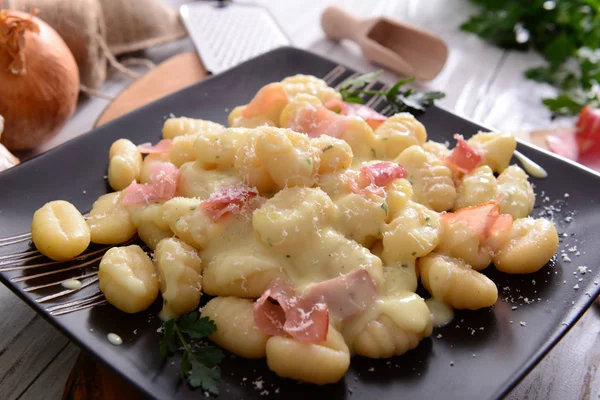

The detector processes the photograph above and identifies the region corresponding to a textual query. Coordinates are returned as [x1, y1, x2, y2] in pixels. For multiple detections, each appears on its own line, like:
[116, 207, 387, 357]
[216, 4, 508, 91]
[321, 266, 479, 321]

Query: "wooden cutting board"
[95, 52, 209, 128]
[62, 51, 208, 400]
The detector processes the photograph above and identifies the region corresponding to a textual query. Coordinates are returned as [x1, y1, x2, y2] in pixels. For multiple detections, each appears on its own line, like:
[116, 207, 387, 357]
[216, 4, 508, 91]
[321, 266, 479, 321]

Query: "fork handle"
[321, 6, 362, 42]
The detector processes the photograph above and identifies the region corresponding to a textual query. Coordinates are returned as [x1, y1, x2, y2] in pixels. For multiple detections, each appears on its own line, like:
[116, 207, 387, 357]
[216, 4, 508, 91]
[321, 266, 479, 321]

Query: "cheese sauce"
[514, 151, 547, 179]
[425, 297, 454, 327]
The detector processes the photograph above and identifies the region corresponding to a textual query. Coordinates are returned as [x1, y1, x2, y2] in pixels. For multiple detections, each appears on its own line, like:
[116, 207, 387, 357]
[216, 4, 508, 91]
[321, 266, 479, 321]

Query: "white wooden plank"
[18, 344, 80, 400]
[0, 314, 68, 400]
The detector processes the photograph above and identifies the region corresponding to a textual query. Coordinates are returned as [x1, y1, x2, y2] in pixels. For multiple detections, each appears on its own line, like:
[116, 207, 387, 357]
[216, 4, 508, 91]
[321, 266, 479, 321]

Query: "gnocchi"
[31, 200, 90, 260]
[29, 74, 560, 387]
[98, 245, 159, 313]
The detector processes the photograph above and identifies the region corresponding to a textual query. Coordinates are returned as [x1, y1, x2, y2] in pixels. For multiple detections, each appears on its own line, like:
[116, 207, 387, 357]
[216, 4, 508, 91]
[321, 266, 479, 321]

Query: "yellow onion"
[0, 10, 79, 151]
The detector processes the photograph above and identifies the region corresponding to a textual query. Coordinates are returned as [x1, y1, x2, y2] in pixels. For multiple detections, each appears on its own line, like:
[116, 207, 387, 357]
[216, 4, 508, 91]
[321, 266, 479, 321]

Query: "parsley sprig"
[337, 71, 445, 114]
[160, 312, 224, 394]
[461, 0, 600, 116]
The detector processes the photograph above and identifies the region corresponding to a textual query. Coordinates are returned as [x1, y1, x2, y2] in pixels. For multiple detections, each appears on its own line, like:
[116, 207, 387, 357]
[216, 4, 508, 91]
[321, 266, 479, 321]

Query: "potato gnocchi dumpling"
[374, 113, 427, 159]
[154, 237, 203, 318]
[493, 217, 558, 274]
[497, 165, 535, 218]
[467, 131, 517, 173]
[31, 200, 90, 260]
[454, 165, 497, 210]
[266, 326, 350, 385]
[419, 253, 498, 310]
[162, 117, 224, 139]
[30, 74, 560, 386]
[108, 139, 142, 191]
[98, 245, 159, 313]
[395, 145, 456, 212]
[343, 293, 432, 358]
[87, 192, 136, 245]
[201, 297, 270, 359]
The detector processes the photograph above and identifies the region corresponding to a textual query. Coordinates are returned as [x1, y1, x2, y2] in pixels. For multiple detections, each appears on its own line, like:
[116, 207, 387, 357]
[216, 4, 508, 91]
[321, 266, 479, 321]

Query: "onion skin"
[0, 11, 80, 151]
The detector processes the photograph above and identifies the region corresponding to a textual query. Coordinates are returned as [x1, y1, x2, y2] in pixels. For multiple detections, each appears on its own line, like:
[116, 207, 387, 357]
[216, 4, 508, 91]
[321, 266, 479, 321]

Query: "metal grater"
[180, 1, 290, 74]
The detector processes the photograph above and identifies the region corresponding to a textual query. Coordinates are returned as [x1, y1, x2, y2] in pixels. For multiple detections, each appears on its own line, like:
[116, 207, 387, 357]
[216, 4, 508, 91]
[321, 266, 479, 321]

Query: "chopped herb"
[190, 206, 197, 211]
[322, 144, 334, 152]
[286, 254, 291, 258]
[371, 148, 377, 158]
[337, 71, 445, 114]
[160, 312, 224, 394]
[401, 264, 409, 268]
[305, 158, 311, 165]
[176, 217, 182, 223]
[215, 155, 220, 159]
[163, 299, 168, 305]
[412, 252, 417, 256]
[425, 217, 431, 222]
[267, 238, 273, 247]
[380, 203, 388, 215]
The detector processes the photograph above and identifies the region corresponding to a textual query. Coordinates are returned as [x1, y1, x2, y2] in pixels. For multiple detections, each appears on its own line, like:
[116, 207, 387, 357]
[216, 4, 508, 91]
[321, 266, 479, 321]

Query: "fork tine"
[323, 65, 346, 85]
[36, 276, 99, 303]
[0, 232, 31, 243]
[335, 72, 359, 90]
[10, 254, 103, 283]
[50, 299, 107, 316]
[0, 236, 31, 247]
[46, 292, 105, 312]
[0, 249, 41, 262]
[25, 270, 99, 292]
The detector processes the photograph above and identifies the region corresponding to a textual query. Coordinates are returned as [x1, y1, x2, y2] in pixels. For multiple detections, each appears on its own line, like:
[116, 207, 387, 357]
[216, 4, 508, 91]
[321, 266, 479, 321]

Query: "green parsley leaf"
[322, 144, 334, 152]
[370, 148, 377, 158]
[159, 314, 223, 394]
[190, 206, 197, 211]
[159, 319, 177, 358]
[189, 360, 220, 394]
[460, 1, 600, 116]
[179, 314, 217, 339]
[337, 72, 445, 114]
[194, 345, 225, 368]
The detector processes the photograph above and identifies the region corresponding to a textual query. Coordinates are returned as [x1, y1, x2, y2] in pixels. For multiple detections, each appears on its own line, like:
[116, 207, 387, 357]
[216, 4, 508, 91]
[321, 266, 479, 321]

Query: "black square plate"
[1, 47, 599, 400]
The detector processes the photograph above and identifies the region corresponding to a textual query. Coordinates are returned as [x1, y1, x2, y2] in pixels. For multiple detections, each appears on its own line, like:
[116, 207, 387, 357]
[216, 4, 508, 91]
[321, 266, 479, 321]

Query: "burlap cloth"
[7, 0, 187, 89]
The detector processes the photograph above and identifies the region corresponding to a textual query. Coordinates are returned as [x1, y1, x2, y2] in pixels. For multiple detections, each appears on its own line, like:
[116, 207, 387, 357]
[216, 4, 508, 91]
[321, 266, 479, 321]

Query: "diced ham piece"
[442, 201, 513, 240]
[325, 98, 387, 130]
[286, 103, 346, 138]
[348, 162, 407, 196]
[137, 139, 173, 154]
[253, 279, 329, 343]
[122, 162, 179, 205]
[242, 83, 290, 119]
[445, 134, 482, 173]
[304, 269, 377, 319]
[200, 184, 259, 221]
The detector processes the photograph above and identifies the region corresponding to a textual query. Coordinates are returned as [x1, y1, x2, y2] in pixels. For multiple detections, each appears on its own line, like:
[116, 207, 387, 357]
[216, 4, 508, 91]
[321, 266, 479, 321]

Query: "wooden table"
[1, 1, 598, 399]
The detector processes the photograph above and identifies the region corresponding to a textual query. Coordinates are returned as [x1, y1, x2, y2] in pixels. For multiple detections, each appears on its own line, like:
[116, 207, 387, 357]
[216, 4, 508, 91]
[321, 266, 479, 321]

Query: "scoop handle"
[321, 6, 362, 41]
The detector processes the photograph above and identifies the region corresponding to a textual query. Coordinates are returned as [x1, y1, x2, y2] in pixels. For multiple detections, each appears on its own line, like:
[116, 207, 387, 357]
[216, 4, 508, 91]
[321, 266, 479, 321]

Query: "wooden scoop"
[321, 6, 448, 80]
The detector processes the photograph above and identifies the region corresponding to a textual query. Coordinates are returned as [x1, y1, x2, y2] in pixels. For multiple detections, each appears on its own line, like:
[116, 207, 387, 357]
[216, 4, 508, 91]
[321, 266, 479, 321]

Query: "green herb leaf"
[194, 345, 225, 368]
[337, 72, 444, 114]
[160, 319, 177, 358]
[189, 361, 220, 394]
[159, 314, 223, 394]
[460, 1, 600, 116]
[322, 144, 334, 152]
[179, 314, 217, 339]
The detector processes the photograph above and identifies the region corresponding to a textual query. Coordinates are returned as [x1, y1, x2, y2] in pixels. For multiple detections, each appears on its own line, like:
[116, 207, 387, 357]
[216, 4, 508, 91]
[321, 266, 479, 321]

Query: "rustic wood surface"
[1, 1, 598, 399]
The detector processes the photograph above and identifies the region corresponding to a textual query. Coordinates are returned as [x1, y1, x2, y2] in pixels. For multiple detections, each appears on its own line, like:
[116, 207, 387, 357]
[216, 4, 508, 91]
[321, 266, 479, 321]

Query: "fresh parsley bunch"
[160, 312, 224, 394]
[461, 0, 600, 116]
[337, 71, 445, 113]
